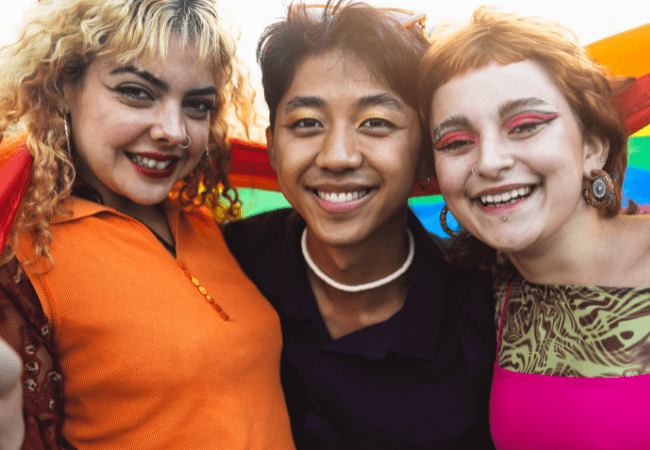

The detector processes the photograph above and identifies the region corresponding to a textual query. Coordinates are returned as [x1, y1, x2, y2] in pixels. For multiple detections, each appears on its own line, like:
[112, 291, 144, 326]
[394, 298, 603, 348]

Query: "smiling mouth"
[126, 153, 177, 171]
[314, 189, 371, 203]
[479, 186, 534, 207]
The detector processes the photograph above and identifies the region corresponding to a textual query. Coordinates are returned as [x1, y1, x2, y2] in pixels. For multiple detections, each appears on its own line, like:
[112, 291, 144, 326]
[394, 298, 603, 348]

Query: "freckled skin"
[431, 60, 600, 256]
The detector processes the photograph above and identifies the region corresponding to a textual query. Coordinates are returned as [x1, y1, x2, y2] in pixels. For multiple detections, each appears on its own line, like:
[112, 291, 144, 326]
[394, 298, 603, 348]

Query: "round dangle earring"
[440, 205, 470, 238]
[582, 169, 614, 209]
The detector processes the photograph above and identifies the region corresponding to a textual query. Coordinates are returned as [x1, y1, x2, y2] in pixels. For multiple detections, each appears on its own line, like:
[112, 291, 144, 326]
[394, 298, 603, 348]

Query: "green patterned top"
[494, 274, 650, 377]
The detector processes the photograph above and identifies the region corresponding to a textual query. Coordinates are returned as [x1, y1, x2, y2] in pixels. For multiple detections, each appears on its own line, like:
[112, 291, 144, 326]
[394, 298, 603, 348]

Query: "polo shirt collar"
[49, 185, 182, 225]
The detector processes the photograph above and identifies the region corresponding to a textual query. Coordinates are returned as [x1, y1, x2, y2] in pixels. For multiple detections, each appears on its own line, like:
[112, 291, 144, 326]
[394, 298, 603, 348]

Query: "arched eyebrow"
[357, 93, 404, 112]
[284, 95, 325, 114]
[498, 97, 548, 119]
[434, 114, 471, 135]
[434, 97, 550, 134]
[110, 65, 217, 97]
[111, 66, 169, 91]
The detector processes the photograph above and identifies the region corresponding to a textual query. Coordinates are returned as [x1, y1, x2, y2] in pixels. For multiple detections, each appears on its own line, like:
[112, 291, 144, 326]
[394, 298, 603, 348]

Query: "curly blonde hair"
[0, 0, 257, 268]
[418, 7, 630, 269]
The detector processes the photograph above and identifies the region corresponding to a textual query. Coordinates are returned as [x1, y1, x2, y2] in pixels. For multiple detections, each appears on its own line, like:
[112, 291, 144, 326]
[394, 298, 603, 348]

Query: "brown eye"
[290, 118, 322, 129]
[115, 84, 153, 101]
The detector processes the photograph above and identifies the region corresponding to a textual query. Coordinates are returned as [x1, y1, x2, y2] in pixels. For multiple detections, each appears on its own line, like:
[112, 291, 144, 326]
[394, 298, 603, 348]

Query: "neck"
[506, 211, 619, 286]
[303, 217, 415, 339]
[303, 215, 411, 289]
[81, 178, 174, 247]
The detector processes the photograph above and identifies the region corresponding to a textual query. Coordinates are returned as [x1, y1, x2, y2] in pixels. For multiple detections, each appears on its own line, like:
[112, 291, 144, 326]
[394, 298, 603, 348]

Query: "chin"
[477, 231, 529, 254]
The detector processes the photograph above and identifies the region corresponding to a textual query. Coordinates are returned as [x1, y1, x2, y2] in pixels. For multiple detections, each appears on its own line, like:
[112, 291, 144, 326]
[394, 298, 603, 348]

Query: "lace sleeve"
[0, 258, 76, 450]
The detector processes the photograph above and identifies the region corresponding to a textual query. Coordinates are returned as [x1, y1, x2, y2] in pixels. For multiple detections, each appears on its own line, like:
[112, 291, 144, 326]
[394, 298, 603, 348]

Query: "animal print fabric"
[494, 275, 650, 377]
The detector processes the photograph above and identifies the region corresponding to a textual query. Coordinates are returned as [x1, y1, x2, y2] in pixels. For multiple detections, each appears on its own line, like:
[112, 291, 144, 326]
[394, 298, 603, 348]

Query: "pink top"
[490, 282, 650, 450]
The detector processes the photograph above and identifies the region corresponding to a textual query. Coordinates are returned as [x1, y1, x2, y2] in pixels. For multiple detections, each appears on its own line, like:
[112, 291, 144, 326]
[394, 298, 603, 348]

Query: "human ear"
[265, 126, 277, 171]
[582, 134, 610, 179]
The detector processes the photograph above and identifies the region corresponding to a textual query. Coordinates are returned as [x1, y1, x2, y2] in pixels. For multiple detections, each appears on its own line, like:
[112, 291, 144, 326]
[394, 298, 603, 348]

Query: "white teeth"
[317, 190, 368, 203]
[129, 154, 173, 170]
[479, 186, 533, 207]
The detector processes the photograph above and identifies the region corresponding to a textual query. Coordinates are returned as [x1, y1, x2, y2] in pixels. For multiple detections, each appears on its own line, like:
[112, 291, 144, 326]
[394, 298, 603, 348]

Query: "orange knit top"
[14, 193, 295, 450]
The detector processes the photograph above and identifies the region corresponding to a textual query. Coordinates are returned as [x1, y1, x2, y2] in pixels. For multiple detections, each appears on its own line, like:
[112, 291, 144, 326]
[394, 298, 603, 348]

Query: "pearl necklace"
[300, 227, 415, 293]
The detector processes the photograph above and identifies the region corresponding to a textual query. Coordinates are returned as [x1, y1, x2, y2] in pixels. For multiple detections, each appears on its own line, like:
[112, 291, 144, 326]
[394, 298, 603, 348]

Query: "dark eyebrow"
[110, 66, 217, 98]
[283, 93, 405, 115]
[186, 86, 218, 97]
[498, 97, 549, 119]
[434, 97, 551, 134]
[111, 66, 169, 92]
[434, 114, 472, 134]
[357, 93, 404, 112]
[284, 95, 326, 114]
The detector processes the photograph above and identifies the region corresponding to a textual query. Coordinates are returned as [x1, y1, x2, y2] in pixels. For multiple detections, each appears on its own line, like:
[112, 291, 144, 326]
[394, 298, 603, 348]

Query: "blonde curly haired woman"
[0, 1, 294, 448]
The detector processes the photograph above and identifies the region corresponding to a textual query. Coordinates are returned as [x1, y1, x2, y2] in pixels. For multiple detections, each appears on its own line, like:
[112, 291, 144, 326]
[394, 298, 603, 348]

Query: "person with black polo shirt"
[224, 1, 496, 448]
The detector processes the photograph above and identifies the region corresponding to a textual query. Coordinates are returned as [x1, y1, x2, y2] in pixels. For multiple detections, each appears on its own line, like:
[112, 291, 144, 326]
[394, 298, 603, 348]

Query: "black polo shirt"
[224, 208, 496, 449]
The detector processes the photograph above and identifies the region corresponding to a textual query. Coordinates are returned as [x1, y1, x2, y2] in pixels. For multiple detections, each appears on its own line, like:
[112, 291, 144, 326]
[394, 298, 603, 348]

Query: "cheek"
[191, 122, 211, 148]
[433, 155, 464, 196]
[373, 139, 421, 176]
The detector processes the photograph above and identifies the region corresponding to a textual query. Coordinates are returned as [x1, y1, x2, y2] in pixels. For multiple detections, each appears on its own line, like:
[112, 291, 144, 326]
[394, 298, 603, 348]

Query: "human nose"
[314, 124, 363, 172]
[473, 132, 514, 178]
[150, 102, 187, 148]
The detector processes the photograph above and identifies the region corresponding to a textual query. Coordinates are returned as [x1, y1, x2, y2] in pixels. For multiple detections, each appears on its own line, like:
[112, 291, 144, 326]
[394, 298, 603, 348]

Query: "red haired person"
[420, 7, 650, 449]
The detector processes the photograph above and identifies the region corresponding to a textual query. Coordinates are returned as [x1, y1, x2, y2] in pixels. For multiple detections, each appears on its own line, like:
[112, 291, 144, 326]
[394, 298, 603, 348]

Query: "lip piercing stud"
[502, 217, 507, 221]
[179, 135, 191, 149]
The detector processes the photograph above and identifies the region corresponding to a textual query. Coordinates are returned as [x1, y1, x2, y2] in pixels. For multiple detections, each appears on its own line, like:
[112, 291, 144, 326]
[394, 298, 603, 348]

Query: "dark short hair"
[257, 0, 428, 130]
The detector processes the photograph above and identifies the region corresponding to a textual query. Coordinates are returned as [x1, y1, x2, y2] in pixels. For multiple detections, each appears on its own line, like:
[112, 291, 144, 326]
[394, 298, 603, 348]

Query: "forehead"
[102, 37, 216, 81]
[431, 60, 568, 123]
[280, 50, 399, 108]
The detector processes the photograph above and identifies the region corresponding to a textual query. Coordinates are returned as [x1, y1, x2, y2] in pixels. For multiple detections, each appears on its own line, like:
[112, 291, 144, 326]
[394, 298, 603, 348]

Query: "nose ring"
[179, 135, 191, 149]
[471, 164, 481, 177]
